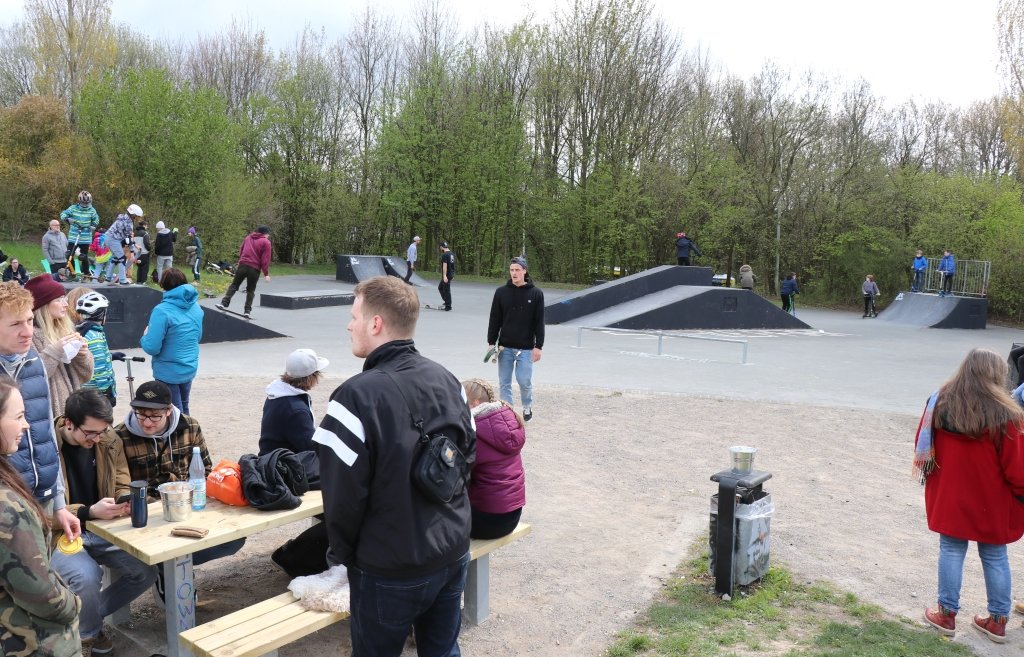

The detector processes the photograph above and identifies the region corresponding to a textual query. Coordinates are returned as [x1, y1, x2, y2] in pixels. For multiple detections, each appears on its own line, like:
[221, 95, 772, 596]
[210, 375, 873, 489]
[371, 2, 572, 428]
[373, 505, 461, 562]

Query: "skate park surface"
[121, 275, 1024, 416]
[113, 276, 1024, 656]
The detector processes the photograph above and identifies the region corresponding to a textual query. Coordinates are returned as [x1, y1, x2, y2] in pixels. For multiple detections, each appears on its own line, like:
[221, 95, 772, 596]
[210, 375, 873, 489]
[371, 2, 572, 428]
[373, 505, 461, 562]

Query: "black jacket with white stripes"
[314, 339, 476, 578]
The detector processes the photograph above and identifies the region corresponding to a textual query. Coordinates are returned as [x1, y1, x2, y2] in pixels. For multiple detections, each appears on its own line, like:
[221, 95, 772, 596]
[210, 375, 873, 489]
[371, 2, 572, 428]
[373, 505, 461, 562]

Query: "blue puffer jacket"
[938, 254, 956, 275]
[141, 284, 204, 384]
[1, 352, 62, 503]
[780, 277, 799, 295]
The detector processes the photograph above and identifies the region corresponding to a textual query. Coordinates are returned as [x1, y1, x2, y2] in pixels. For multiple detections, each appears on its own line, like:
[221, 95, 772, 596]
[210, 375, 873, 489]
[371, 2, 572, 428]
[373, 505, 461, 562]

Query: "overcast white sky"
[0, 0, 1004, 107]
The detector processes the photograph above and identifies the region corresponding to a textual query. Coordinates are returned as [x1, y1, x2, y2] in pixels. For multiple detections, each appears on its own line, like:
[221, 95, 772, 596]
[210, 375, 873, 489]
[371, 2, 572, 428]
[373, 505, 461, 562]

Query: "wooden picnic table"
[89, 490, 324, 657]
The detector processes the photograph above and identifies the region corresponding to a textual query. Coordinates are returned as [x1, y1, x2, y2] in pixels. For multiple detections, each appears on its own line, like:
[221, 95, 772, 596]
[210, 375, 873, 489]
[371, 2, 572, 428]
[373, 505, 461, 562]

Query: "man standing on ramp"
[404, 235, 421, 284]
[675, 231, 701, 266]
[487, 256, 544, 422]
[218, 225, 272, 319]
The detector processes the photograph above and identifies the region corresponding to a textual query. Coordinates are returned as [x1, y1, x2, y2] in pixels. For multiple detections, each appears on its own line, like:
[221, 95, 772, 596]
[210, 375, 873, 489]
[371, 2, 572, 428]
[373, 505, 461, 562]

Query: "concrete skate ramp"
[380, 256, 430, 287]
[335, 255, 389, 284]
[546, 266, 714, 324]
[879, 292, 988, 329]
[63, 282, 161, 349]
[564, 286, 810, 330]
[202, 308, 287, 342]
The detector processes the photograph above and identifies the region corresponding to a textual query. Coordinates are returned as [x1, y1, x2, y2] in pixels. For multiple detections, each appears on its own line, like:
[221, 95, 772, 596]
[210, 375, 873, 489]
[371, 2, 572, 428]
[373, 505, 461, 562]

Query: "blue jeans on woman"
[161, 379, 193, 416]
[50, 531, 157, 639]
[937, 534, 1011, 616]
[348, 552, 469, 657]
[497, 347, 533, 409]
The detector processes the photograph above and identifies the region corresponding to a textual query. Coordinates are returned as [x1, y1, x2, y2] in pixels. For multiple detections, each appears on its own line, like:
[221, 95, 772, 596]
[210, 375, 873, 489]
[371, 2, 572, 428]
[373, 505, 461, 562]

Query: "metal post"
[657, 332, 664, 356]
[576, 327, 582, 349]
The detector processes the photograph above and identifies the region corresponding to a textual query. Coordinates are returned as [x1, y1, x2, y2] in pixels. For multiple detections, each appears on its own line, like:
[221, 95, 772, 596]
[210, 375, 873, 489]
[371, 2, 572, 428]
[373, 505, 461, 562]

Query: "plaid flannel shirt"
[114, 413, 212, 492]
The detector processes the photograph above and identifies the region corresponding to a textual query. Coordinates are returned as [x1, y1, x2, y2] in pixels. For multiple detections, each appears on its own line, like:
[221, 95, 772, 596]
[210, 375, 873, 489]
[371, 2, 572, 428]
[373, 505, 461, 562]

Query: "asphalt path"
[123, 275, 1024, 415]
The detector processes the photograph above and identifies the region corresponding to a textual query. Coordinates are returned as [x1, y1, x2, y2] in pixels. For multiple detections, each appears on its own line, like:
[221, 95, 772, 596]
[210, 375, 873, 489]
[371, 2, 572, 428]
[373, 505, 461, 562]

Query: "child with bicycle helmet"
[67, 288, 117, 406]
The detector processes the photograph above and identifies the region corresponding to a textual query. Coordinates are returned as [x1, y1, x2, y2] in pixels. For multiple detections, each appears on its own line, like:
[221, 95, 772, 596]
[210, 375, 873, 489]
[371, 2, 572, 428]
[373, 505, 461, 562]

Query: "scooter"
[111, 352, 146, 399]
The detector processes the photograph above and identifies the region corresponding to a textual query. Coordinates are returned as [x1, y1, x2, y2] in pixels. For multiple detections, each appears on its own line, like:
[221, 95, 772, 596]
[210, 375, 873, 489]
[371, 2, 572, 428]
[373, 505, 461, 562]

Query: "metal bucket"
[157, 482, 193, 522]
[729, 446, 757, 474]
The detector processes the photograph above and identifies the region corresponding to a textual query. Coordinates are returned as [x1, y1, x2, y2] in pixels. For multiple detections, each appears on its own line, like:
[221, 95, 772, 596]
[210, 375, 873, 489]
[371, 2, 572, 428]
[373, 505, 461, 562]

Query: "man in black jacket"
[313, 276, 475, 657]
[487, 256, 544, 421]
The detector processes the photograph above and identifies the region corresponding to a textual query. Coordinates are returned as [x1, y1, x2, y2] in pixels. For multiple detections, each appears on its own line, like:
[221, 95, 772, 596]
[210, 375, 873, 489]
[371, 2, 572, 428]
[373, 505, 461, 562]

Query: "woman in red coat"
[917, 348, 1024, 643]
[462, 378, 526, 539]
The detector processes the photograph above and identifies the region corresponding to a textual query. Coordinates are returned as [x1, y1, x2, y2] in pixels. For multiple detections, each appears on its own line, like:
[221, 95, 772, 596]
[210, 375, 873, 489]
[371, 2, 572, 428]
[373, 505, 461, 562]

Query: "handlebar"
[110, 352, 146, 363]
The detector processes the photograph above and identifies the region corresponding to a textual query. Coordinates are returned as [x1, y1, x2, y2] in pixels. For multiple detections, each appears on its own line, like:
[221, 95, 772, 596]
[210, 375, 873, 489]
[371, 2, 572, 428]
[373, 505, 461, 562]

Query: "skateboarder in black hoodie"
[487, 256, 544, 421]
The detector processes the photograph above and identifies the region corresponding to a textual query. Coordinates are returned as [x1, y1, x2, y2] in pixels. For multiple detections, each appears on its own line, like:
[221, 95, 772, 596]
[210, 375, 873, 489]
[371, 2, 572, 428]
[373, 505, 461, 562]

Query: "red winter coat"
[918, 415, 1024, 545]
[468, 402, 526, 514]
[238, 232, 272, 275]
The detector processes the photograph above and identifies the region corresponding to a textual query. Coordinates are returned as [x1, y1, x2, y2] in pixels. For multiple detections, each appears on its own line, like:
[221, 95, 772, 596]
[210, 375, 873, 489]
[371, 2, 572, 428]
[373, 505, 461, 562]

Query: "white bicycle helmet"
[77, 190, 92, 206]
[126, 203, 144, 217]
[75, 291, 109, 319]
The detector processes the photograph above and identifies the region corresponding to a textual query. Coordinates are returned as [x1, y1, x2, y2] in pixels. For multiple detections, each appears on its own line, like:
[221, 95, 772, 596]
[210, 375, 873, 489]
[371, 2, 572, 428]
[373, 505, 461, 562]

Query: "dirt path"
[116, 377, 1017, 656]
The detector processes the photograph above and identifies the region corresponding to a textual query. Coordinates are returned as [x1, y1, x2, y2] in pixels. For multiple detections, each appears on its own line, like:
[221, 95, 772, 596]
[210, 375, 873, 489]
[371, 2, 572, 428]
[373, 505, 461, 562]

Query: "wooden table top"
[89, 490, 324, 566]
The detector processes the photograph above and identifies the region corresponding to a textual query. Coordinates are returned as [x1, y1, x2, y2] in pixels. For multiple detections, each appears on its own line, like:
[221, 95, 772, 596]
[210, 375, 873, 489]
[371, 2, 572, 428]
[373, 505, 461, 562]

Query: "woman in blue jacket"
[140, 268, 203, 414]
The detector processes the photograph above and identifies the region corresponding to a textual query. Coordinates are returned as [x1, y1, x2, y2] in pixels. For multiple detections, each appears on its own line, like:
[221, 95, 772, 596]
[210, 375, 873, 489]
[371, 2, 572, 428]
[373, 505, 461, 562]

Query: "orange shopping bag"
[207, 459, 248, 506]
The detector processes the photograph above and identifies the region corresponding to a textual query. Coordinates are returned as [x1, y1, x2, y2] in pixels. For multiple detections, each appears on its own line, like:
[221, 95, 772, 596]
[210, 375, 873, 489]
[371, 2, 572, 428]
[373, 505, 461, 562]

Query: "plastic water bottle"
[189, 447, 207, 510]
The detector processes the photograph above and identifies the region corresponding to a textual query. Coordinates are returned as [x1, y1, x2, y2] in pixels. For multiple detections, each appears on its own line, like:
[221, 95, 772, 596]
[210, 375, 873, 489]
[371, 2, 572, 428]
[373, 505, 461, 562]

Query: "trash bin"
[708, 490, 773, 586]
[708, 448, 773, 595]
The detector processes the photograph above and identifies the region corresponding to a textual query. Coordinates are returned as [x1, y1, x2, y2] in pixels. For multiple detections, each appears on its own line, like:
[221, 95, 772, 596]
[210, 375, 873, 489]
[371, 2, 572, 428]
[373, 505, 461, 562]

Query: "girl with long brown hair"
[0, 379, 80, 656]
[917, 348, 1024, 643]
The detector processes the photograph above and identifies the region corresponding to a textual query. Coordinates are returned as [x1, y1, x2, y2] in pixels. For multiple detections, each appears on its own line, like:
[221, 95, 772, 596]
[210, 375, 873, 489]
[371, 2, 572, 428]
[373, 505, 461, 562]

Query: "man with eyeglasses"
[50, 389, 156, 656]
[113, 380, 244, 598]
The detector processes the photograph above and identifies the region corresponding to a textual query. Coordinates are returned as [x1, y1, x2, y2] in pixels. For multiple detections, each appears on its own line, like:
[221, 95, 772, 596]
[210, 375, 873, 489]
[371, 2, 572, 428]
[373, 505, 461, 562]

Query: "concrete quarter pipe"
[878, 292, 988, 329]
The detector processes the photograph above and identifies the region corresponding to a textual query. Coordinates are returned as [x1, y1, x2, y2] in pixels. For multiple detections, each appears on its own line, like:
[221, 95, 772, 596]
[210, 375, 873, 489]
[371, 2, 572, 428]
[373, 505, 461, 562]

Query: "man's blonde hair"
[354, 276, 419, 337]
[0, 282, 33, 320]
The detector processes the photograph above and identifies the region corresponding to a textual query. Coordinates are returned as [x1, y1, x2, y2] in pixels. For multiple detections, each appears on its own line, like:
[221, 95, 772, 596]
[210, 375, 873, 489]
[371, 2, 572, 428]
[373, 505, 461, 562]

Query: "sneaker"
[215, 303, 226, 311]
[973, 614, 1008, 643]
[443, 306, 451, 311]
[243, 312, 251, 319]
[90, 630, 113, 655]
[523, 407, 532, 422]
[924, 605, 956, 636]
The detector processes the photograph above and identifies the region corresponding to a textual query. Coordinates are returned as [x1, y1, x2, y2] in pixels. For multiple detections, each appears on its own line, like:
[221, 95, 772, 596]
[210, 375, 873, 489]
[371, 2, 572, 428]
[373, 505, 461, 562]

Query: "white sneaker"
[523, 407, 532, 422]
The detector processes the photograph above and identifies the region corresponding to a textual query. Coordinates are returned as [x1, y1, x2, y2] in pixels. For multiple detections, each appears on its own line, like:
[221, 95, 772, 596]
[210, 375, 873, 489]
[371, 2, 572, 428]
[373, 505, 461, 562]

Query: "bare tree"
[0, 23, 35, 105]
[24, 0, 115, 105]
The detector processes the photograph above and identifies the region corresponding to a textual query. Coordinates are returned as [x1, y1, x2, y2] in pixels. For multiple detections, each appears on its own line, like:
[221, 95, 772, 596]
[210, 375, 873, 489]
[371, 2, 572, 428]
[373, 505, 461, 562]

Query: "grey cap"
[511, 256, 528, 269]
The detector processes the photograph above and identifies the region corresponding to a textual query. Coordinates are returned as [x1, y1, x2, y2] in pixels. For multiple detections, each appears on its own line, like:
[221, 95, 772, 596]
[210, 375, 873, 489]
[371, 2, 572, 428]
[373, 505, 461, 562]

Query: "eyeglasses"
[75, 426, 107, 439]
[135, 410, 168, 423]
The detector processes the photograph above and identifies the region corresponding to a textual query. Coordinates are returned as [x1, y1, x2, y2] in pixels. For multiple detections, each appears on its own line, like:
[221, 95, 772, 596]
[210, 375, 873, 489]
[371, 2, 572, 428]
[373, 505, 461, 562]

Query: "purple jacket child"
[468, 402, 526, 514]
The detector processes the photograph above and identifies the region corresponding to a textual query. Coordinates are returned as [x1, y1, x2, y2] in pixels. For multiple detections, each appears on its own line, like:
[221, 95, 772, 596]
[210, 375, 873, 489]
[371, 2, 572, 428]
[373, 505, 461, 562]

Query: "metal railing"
[915, 258, 990, 297]
[574, 326, 749, 364]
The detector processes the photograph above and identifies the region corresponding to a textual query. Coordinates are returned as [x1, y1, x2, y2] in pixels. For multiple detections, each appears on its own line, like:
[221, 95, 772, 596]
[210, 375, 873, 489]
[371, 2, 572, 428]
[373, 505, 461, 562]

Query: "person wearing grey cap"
[403, 235, 421, 284]
[260, 348, 329, 455]
[487, 256, 544, 421]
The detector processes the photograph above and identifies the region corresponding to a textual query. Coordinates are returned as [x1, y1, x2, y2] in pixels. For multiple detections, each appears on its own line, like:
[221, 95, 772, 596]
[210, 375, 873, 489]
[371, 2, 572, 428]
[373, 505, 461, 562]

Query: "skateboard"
[423, 304, 450, 311]
[215, 304, 251, 321]
[483, 345, 501, 363]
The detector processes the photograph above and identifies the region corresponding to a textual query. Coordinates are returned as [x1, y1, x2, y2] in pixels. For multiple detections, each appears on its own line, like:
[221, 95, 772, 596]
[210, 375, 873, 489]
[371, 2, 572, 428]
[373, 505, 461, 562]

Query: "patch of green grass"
[605, 544, 975, 657]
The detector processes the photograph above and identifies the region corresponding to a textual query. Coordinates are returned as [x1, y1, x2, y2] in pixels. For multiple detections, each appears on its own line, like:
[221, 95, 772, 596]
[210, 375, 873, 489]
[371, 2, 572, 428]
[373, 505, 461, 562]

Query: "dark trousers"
[49, 262, 63, 275]
[349, 552, 469, 657]
[942, 273, 954, 295]
[404, 260, 414, 283]
[677, 257, 691, 266]
[863, 295, 875, 316]
[471, 507, 522, 540]
[781, 293, 794, 314]
[222, 264, 261, 313]
[136, 254, 150, 285]
[438, 279, 452, 309]
[72, 243, 91, 276]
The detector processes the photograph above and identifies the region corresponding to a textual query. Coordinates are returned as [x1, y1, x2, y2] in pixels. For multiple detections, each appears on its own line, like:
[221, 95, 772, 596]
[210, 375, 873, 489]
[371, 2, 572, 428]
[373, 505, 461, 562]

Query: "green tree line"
[3, 0, 1024, 317]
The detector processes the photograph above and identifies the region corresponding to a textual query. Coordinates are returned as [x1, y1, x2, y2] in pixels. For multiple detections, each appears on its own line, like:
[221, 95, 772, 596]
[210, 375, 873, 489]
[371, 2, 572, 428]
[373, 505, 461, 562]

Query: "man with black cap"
[114, 380, 244, 581]
[438, 241, 455, 311]
[487, 256, 544, 421]
[218, 225, 272, 319]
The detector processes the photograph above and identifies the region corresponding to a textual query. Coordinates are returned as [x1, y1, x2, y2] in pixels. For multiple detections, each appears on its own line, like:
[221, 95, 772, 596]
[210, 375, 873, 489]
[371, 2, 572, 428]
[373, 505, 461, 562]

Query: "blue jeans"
[50, 531, 157, 638]
[937, 534, 1011, 616]
[103, 239, 128, 284]
[193, 537, 246, 566]
[498, 347, 533, 409]
[160, 379, 193, 416]
[913, 270, 924, 292]
[348, 552, 469, 657]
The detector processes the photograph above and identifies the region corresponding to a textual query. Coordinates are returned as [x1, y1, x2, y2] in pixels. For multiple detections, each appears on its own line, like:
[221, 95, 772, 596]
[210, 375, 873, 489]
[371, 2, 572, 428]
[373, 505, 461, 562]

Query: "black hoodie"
[487, 279, 545, 350]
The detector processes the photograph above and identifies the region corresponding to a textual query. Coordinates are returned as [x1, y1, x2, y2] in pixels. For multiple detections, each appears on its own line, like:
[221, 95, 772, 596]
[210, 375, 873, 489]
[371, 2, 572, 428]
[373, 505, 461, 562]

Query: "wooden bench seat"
[180, 522, 531, 657]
